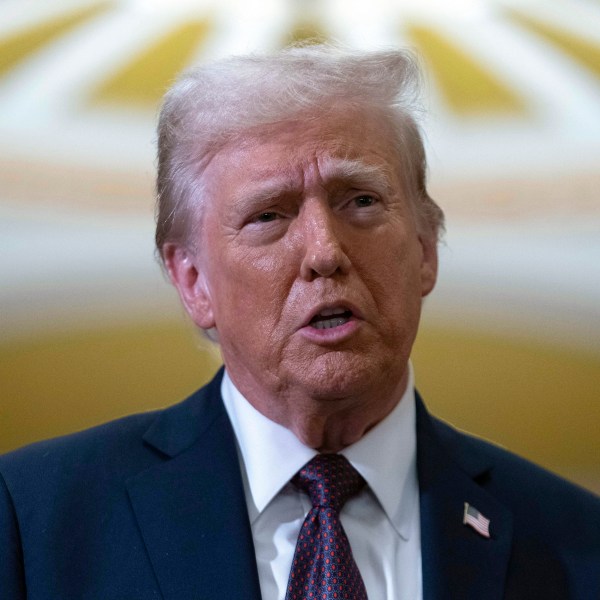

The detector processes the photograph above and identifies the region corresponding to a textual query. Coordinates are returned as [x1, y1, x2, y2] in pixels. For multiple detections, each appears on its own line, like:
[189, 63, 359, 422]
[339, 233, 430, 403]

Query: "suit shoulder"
[0, 409, 160, 491]
[0, 373, 224, 499]
[432, 415, 600, 517]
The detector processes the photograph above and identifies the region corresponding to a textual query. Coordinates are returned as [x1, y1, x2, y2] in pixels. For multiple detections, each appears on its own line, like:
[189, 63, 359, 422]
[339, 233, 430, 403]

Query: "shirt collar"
[340, 364, 418, 540]
[220, 364, 418, 539]
[221, 373, 317, 523]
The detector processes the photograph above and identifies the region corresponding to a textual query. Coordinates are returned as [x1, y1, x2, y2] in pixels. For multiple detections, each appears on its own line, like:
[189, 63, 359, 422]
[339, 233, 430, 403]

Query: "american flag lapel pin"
[463, 502, 491, 538]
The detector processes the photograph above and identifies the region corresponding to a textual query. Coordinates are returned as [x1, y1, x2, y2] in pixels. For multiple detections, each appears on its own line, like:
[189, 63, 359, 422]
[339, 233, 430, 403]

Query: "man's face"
[169, 107, 437, 413]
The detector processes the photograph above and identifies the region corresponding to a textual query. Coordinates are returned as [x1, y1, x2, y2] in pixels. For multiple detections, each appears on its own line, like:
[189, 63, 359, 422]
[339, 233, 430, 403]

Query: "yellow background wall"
[1, 0, 599, 496]
[2, 320, 599, 494]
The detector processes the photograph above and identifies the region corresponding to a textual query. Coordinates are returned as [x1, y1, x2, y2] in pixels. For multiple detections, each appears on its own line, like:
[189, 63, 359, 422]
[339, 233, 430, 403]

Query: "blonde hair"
[155, 45, 444, 258]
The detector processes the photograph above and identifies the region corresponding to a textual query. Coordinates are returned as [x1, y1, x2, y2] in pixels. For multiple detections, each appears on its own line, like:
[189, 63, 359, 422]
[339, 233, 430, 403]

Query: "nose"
[298, 200, 351, 280]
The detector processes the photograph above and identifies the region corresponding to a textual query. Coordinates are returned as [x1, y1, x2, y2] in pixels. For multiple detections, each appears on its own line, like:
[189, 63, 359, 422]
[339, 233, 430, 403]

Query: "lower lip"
[298, 318, 361, 344]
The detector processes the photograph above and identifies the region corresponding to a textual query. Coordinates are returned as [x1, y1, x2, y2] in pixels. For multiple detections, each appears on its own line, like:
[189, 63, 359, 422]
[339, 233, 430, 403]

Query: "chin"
[290, 351, 393, 400]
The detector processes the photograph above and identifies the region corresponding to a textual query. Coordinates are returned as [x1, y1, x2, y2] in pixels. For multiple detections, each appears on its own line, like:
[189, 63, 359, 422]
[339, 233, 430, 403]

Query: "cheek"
[359, 229, 420, 285]
[363, 239, 424, 322]
[243, 250, 285, 275]
[214, 250, 293, 330]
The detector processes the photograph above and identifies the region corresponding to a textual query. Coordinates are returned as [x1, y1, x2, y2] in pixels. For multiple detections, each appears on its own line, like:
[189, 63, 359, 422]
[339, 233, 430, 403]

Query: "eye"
[353, 195, 377, 208]
[255, 211, 279, 223]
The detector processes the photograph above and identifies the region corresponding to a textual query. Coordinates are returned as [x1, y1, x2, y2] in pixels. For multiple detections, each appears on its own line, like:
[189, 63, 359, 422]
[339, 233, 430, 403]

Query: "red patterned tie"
[285, 453, 368, 600]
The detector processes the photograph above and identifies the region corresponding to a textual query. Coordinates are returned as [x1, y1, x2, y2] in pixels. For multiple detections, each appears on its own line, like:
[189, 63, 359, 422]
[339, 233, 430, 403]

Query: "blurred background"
[1, 0, 599, 493]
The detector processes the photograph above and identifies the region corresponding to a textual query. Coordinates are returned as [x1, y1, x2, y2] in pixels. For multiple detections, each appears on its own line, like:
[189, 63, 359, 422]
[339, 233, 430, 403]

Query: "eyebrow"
[230, 156, 395, 212]
[317, 157, 394, 195]
[232, 176, 300, 211]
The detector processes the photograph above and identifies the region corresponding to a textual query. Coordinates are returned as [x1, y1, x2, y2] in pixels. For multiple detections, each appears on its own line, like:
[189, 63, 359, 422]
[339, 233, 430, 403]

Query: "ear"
[162, 243, 216, 330]
[418, 232, 438, 298]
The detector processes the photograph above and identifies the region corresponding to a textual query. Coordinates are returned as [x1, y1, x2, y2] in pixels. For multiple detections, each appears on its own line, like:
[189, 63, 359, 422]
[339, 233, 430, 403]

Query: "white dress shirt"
[221, 365, 422, 600]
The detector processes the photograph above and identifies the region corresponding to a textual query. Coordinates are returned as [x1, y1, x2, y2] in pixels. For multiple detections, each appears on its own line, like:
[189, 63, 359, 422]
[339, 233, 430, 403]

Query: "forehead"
[203, 107, 401, 194]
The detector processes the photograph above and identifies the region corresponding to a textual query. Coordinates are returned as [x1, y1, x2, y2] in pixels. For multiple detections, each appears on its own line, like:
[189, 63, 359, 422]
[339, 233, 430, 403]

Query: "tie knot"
[292, 453, 366, 512]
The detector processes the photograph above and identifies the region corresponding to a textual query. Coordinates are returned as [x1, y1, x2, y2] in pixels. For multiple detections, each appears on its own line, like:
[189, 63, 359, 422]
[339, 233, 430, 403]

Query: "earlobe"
[418, 233, 438, 298]
[162, 243, 216, 329]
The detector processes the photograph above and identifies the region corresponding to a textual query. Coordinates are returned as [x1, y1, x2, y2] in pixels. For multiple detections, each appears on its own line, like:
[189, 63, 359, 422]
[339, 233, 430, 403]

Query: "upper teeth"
[318, 307, 346, 317]
[313, 317, 347, 330]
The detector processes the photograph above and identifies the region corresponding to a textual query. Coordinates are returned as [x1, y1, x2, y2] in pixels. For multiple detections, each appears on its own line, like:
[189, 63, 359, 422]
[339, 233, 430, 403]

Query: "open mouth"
[309, 307, 353, 330]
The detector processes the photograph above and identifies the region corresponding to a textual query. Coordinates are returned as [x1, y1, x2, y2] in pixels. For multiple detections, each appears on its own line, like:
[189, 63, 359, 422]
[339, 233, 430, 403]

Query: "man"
[1, 46, 599, 599]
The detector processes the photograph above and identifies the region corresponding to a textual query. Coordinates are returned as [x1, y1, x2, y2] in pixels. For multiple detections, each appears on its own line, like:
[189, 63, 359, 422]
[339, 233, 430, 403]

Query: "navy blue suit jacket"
[1, 369, 599, 599]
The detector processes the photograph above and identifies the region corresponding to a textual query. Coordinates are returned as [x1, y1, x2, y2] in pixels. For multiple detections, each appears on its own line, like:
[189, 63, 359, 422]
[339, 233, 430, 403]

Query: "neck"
[230, 365, 410, 453]
[284, 399, 400, 452]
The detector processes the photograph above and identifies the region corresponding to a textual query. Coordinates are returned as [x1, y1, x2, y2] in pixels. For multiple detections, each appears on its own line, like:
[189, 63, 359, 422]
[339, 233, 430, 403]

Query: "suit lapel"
[125, 375, 515, 600]
[126, 371, 262, 600]
[416, 396, 513, 600]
